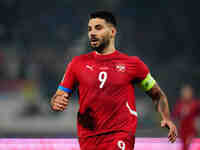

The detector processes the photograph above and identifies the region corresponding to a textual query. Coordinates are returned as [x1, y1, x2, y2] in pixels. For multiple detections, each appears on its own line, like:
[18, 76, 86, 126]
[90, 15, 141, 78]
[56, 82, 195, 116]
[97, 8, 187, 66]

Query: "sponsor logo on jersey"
[86, 65, 94, 71]
[116, 64, 126, 72]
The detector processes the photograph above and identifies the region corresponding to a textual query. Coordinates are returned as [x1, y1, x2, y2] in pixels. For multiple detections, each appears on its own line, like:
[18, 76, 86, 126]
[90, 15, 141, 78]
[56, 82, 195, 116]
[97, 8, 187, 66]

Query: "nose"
[89, 29, 97, 37]
[90, 34, 97, 39]
[90, 32, 96, 37]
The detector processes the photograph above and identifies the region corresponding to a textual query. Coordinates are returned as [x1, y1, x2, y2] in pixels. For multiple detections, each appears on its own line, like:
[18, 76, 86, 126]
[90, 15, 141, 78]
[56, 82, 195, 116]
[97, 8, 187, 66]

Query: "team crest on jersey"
[116, 64, 126, 72]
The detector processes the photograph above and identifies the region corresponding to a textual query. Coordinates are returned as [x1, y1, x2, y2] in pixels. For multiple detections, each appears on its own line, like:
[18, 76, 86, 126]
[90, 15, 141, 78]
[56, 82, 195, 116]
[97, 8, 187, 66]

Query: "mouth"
[90, 38, 99, 45]
[90, 37, 99, 42]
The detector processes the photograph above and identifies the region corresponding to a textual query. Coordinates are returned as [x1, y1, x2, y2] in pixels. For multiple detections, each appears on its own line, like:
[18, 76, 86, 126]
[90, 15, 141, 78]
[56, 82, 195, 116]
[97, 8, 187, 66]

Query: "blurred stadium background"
[0, 0, 200, 148]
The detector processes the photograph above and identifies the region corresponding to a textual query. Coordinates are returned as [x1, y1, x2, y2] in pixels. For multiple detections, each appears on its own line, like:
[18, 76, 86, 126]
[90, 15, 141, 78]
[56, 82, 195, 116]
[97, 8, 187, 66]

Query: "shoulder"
[130, 56, 143, 63]
[119, 52, 149, 73]
[118, 51, 142, 62]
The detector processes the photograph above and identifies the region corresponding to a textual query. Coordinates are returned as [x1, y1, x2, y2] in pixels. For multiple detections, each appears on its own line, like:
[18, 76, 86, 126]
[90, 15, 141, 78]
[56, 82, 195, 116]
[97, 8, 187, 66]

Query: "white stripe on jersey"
[126, 102, 138, 117]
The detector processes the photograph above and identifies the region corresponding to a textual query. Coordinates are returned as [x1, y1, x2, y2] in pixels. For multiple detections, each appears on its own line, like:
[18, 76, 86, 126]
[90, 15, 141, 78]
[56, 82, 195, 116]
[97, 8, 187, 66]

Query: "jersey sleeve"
[58, 59, 77, 93]
[134, 57, 156, 91]
[135, 57, 150, 81]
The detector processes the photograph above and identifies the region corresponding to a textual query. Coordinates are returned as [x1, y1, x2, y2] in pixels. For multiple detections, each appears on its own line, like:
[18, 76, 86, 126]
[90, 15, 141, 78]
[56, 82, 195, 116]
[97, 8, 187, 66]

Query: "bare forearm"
[146, 83, 177, 143]
[155, 94, 171, 120]
[147, 83, 171, 120]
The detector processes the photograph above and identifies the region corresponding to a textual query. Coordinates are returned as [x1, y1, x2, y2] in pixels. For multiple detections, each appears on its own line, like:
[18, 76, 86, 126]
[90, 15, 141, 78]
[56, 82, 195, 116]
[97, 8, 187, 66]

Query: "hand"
[161, 119, 178, 143]
[51, 94, 69, 111]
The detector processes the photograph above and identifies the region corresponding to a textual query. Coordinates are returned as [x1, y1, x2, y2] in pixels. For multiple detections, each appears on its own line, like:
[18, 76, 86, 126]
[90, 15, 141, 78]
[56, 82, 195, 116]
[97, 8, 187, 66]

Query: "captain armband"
[139, 73, 156, 92]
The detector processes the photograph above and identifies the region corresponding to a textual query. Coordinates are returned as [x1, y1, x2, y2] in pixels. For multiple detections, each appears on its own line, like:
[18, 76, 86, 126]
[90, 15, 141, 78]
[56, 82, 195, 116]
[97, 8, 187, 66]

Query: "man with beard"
[50, 10, 177, 150]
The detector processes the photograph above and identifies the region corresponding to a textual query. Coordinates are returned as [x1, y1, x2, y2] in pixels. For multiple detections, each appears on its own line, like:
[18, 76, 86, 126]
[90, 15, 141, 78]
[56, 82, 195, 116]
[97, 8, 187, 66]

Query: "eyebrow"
[88, 23, 103, 27]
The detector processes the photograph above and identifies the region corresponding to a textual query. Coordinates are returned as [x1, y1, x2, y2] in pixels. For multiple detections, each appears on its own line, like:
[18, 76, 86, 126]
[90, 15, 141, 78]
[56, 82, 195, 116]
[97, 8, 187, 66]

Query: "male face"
[181, 86, 194, 101]
[88, 18, 114, 53]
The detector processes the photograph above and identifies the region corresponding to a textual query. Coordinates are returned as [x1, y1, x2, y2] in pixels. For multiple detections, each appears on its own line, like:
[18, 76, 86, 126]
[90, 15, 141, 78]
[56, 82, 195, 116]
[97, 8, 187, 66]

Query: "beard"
[89, 36, 110, 53]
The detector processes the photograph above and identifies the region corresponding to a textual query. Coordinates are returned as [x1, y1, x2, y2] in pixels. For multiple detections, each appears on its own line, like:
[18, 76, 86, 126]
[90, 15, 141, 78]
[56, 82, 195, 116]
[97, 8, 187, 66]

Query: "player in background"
[50, 10, 177, 150]
[173, 85, 200, 150]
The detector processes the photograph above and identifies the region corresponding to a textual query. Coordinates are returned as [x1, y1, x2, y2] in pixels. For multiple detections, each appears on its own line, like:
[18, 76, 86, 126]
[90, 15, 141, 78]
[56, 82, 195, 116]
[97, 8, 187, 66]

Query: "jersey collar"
[93, 50, 119, 60]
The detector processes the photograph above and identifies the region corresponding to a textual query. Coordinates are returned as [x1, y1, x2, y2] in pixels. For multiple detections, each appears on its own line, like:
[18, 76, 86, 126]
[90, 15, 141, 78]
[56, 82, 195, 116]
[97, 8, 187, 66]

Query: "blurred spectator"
[18, 80, 42, 117]
[173, 84, 200, 150]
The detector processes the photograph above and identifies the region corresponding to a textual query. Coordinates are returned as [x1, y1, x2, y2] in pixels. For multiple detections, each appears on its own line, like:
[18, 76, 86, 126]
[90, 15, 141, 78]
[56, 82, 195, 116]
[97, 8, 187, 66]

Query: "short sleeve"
[135, 57, 150, 81]
[58, 59, 77, 93]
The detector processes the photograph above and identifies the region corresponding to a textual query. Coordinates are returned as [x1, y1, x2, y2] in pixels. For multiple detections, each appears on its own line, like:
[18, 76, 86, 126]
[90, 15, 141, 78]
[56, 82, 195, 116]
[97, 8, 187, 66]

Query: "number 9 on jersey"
[98, 71, 107, 88]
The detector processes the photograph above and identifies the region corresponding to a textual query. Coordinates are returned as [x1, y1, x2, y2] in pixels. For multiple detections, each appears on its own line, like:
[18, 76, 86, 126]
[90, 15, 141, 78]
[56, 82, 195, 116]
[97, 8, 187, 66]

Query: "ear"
[111, 26, 117, 37]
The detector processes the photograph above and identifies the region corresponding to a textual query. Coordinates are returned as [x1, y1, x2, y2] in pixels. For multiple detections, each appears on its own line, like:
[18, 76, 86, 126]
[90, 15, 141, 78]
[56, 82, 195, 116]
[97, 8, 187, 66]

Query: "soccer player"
[173, 85, 200, 150]
[50, 10, 177, 150]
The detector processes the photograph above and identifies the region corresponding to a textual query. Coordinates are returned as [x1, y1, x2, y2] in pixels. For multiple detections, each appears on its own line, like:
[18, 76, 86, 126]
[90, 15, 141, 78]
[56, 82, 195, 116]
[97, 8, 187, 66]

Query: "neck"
[96, 39, 116, 55]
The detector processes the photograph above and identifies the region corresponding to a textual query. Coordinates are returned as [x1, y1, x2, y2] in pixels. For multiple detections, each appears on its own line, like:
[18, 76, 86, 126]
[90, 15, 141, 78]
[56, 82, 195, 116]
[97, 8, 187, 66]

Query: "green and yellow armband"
[139, 73, 156, 92]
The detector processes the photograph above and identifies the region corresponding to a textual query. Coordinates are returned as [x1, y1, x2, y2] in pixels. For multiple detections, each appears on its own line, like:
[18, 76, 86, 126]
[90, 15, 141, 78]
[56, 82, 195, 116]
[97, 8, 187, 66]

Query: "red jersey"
[59, 50, 149, 137]
[173, 99, 200, 138]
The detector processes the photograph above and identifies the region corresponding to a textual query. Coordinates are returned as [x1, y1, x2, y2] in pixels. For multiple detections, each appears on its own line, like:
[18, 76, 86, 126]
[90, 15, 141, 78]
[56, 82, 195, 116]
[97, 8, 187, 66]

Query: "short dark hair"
[89, 10, 117, 28]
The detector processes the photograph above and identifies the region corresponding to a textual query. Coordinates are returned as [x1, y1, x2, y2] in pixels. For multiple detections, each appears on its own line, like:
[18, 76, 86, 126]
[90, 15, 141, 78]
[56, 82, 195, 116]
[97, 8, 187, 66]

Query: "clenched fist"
[51, 93, 69, 111]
